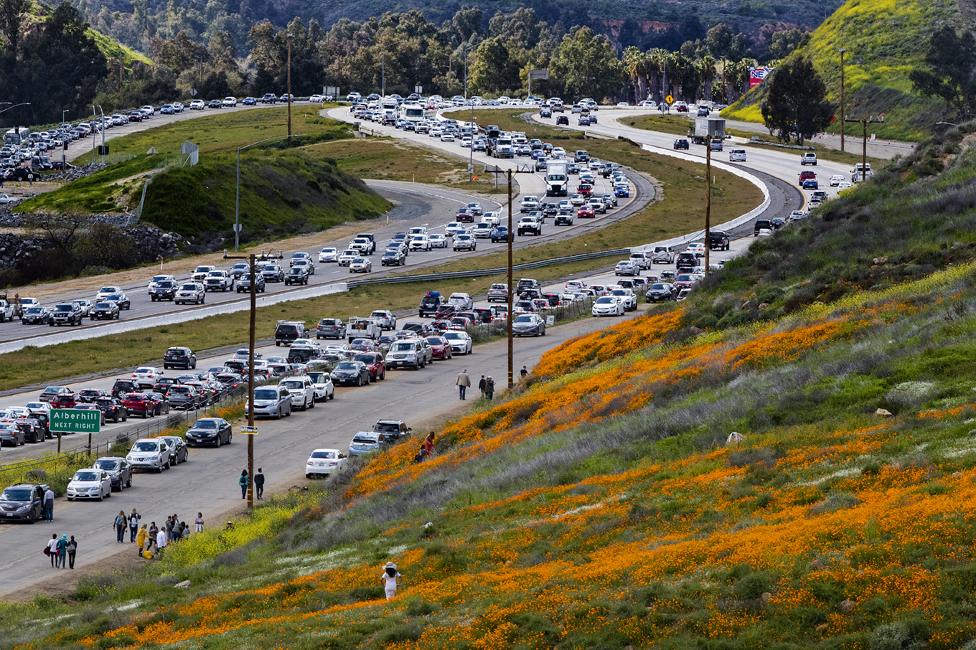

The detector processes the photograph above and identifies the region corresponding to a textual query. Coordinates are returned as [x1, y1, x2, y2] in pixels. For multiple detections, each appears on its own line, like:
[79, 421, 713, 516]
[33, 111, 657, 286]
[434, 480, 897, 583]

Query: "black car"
[185, 418, 233, 447]
[92, 457, 132, 491]
[20, 306, 50, 325]
[78, 388, 109, 403]
[673, 138, 690, 150]
[0, 484, 47, 522]
[165, 385, 204, 410]
[237, 273, 266, 293]
[16, 418, 47, 443]
[95, 397, 128, 423]
[285, 267, 310, 285]
[556, 115, 569, 126]
[208, 99, 223, 108]
[771, 217, 786, 229]
[111, 379, 137, 398]
[381, 250, 405, 266]
[708, 230, 730, 250]
[676, 252, 698, 271]
[645, 282, 678, 303]
[164, 346, 197, 370]
[50, 302, 83, 326]
[91, 301, 120, 320]
[754, 219, 774, 236]
[149, 280, 177, 301]
[331, 360, 371, 386]
[418, 294, 442, 318]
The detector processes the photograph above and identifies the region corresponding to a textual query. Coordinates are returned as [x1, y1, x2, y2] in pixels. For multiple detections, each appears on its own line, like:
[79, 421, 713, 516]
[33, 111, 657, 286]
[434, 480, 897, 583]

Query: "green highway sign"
[50, 409, 101, 434]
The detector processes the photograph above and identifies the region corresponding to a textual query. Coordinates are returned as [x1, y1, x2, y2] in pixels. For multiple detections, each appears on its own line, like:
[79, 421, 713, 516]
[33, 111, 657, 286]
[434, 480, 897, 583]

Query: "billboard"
[749, 66, 772, 88]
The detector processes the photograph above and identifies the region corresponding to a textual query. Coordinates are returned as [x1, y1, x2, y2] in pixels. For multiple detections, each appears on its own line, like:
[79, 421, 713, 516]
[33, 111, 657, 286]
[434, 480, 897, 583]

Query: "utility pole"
[286, 33, 293, 140]
[839, 48, 846, 153]
[507, 169, 514, 389]
[381, 60, 386, 97]
[704, 141, 712, 274]
[845, 115, 884, 183]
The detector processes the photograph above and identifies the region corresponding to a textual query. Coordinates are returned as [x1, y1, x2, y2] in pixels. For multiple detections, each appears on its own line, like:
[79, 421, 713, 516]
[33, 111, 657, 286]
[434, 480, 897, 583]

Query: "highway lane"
[0, 311, 636, 597]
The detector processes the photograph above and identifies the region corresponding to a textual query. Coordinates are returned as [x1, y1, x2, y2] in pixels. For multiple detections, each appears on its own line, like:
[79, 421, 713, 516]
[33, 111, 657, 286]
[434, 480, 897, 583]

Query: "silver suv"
[246, 385, 293, 419]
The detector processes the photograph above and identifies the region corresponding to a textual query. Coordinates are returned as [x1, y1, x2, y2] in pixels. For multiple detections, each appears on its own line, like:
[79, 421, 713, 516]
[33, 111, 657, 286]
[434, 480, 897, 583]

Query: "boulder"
[875, 408, 893, 417]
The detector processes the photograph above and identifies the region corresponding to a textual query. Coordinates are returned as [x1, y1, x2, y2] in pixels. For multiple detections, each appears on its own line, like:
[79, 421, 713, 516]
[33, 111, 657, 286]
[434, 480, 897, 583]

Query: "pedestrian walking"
[456, 369, 471, 400]
[195, 512, 204, 533]
[66, 535, 78, 569]
[423, 432, 434, 456]
[128, 509, 141, 543]
[485, 376, 495, 400]
[136, 524, 148, 556]
[381, 562, 401, 600]
[43, 486, 54, 521]
[46, 533, 57, 568]
[254, 468, 265, 500]
[55, 534, 68, 569]
[113, 511, 127, 543]
[520, 365, 528, 379]
[239, 469, 249, 499]
[478, 375, 486, 399]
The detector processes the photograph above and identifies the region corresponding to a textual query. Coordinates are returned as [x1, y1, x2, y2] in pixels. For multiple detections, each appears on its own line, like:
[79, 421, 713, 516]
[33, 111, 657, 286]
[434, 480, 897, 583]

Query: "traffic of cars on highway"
[0, 90, 848, 590]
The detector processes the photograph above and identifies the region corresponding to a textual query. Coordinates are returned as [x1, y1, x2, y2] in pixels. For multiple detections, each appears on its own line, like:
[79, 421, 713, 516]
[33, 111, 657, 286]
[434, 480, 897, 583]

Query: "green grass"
[723, 0, 961, 142]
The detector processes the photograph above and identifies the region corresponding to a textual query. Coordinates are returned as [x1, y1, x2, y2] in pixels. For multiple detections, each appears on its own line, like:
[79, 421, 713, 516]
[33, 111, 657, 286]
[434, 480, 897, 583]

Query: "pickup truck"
[347, 317, 381, 342]
[204, 270, 234, 292]
[517, 216, 542, 236]
[0, 298, 16, 322]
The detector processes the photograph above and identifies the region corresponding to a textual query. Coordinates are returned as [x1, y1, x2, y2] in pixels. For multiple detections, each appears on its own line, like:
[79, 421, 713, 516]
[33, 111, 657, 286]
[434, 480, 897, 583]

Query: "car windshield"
[335, 362, 358, 370]
[54, 304, 73, 310]
[128, 441, 155, 452]
[94, 460, 119, 470]
[392, 343, 414, 352]
[1, 488, 32, 501]
[596, 297, 615, 304]
[26, 307, 43, 314]
[193, 419, 217, 429]
[253, 388, 278, 400]
[354, 354, 375, 364]
[74, 471, 99, 481]
[311, 450, 337, 459]
[444, 332, 461, 340]
[281, 380, 304, 390]
[515, 315, 533, 322]
[307, 372, 327, 383]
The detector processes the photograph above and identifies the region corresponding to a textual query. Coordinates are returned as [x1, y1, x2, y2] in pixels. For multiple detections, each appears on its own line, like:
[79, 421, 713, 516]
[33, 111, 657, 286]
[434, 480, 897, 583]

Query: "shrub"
[868, 616, 930, 650]
[374, 623, 421, 644]
[809, 492, 861, 515]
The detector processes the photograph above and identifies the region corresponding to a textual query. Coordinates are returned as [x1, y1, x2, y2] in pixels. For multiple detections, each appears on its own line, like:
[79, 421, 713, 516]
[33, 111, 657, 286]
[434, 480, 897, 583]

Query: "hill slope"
[7, 125, 976, 646]
[724, 0, 966, 141]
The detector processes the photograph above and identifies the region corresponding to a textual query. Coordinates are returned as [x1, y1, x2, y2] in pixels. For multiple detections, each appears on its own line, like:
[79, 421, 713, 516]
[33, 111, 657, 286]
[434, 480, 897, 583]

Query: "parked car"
[126, 438, 171, 472]
[158, 435, 189, 466]
[0, 484, 47, 522]
[512, 313, 547, 336]
[331, 360, 372, 385]
[707, 230, 730, 250]
[305, 448, 347, 478]
[92, 457, 132, 491]
[592, 296, 624, 316]
[65, 469, 112, 501]
[245, 385, 293, 419]
[348, 431, 381, 457]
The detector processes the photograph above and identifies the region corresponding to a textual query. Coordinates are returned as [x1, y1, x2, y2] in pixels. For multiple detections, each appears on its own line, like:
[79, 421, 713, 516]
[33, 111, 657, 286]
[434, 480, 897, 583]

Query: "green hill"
[24, 1, 151, 66]
[724, 0, 967, 141]
[8, 123, 976, 646]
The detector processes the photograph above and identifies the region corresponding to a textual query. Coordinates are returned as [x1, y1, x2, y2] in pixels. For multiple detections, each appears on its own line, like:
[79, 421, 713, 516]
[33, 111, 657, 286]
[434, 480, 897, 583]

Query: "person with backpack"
[128, 509, 141, 543]
[46, 533, 58, 568]
[66, 536, 78, 569]
[239, 469, 249, 499]
[381, 562, 401, 600]
[254, 468, 265, 500]
[55, 534, 68, 568]
[485, 376, 495, 400]
[113, 511, 127, 543]
[478, 375, 487, 399]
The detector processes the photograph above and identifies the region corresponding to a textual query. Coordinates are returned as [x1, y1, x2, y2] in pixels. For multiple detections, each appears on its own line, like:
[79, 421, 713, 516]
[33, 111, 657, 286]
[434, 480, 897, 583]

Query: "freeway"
[0, 310, 635, 598]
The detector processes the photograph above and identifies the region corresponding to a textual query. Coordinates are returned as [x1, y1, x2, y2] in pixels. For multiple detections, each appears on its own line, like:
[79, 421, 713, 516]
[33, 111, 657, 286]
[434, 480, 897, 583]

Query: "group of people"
[455, 365, 530, 401]
[45, 533, 78, 569]
[413, 432, 436, 464]
[238, 468, 266, 500]
[134, 512, 204, 560]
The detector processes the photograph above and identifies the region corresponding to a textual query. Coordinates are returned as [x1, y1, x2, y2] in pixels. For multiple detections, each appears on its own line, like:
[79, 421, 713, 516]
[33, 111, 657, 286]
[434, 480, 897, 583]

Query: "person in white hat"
[381, 562, 401, 600]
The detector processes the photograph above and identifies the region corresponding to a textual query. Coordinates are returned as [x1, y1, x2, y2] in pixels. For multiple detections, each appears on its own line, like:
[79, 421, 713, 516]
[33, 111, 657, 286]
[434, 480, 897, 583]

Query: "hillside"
[68, 0, 841, 52]
[723, 0, 967, 141]
[6, 124, 976, 646]
[24, 2, 151, 66]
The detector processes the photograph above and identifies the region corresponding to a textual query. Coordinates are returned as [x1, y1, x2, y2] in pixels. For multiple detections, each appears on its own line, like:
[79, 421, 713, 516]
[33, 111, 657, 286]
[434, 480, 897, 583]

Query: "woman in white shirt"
[381, 562, 401, 600]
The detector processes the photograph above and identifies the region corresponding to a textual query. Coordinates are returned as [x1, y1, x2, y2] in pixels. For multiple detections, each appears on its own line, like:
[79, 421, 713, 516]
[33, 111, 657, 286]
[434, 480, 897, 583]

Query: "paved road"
[0, 312, 633, 597]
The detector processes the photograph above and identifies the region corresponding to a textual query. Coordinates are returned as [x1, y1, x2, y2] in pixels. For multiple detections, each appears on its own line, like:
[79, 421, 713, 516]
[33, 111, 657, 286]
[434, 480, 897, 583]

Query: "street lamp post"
[839, 49, 846, 153]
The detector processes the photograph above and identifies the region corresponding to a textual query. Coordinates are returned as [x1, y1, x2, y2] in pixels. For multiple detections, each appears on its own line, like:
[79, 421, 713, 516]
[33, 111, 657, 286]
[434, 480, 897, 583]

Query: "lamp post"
[839, 48, 846, 153]
[286, 33, 293, 140]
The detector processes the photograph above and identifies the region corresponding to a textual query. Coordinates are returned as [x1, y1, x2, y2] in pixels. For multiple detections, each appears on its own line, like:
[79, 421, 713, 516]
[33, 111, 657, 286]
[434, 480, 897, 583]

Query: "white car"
[24, 401, 51, 417]
[409, 235, 431, 251]
[610, 288, 637, 311]
[318, 247, 338, 263]
[829, 174, 846, 187]
[279, 376, 315, 411]
[126, 438, 171, 472]
[189, 99, 205, 110]
[686, 243, 706, 257]
[96, 286, 122, 300]
[349, 257, 372, 273]
[453, 234, 476, 251]
[305, 448, 347, 478]
[0, 193, 19, 205]
[337, 249, 358, 266]
[131, 366, 163, 386]
[440, 132, 455, 142]
[306, 370, 335, 402]
[592, 296, 624, 316]
[222, 97, 238, 107]
[472, 223, 493, 238]
[729, 149, 747, 162]
[445, 222, 467, 237]
[66, 469, 113, 501]
[191, 265, 215, 281]
[566, 280, 588, 292]
[428, 234, 448, 248]
[443, 330, 473, 355]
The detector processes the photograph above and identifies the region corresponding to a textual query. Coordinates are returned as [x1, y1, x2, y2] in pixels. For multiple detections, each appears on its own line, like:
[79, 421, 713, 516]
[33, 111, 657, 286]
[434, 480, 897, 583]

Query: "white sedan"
[686, 243, 706, 257]
[453, 234, 477, 251]
[305, 448, 347, 478]
[443, 331, 473, 355]
[592, 296, 624, 317]
[445, 223, 467, 237]
[428, 234, 448, 248]
[131, 367, 163, 386]
[66, 469, 112, 501]
[318, 247, 338, 263]
[349, 257, 372, 273]
[829, 174, 846, 187]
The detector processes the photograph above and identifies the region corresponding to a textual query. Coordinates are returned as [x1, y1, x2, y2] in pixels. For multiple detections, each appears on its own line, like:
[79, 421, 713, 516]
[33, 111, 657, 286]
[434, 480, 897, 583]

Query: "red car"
[577, 183, 593, 196]
[425, 336, 454, 360]
[430, 319, 452, 332]
[121, 392, 161, 418]
[49, 394, 78, 409]
[577, 205, 595, 218]
[449, 316, 473, 330]
[354, 352, 386, 381]
[434, 304, 457, 319]
[456, 209, 475, 223]
[798, 170, 817, 185]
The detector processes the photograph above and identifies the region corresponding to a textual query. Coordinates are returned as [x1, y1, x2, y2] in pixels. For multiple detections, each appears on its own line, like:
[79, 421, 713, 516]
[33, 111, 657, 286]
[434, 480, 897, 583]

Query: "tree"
[767, 28, 809, 60]
[0, 0, 28, 52]
[761, 57, 833, 144]
[469, 36, 517, 94]
[549, 26, 623, 101]
[910, 26, 976, 113]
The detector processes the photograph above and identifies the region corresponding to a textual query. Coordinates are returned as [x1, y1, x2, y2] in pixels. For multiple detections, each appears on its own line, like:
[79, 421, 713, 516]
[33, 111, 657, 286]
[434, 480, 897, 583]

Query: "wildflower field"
[8, 116, 976, 650]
